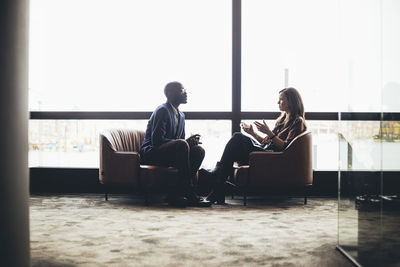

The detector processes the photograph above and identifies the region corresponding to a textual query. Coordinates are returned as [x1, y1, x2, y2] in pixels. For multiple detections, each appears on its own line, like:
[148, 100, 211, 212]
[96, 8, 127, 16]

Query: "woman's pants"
[220, 132, 265, 174]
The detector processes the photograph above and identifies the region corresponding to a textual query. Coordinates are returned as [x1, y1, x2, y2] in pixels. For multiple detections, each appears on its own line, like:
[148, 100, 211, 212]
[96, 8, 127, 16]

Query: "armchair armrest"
[249, 151, 284, 165]
[249, 151, 304, 186]
[100, 149, 141, 186]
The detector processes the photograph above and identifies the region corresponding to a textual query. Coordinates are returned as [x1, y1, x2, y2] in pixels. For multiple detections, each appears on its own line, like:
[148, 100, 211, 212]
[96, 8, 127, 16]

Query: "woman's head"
[278, 87, 305, 118]
[277, 87, 305, 124]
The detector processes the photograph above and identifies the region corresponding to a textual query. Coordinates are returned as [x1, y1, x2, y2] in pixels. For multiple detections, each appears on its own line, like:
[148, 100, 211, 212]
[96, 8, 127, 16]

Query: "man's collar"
[167, 101, 179, 112]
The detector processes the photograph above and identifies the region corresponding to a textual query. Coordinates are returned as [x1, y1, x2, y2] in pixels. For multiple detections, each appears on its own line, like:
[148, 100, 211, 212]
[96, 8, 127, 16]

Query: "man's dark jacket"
[140, 102, 185, 155]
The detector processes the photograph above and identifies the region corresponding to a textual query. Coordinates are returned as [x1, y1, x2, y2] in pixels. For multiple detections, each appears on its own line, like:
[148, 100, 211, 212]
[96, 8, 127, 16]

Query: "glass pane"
[338, 121, 383, 263]
[184, 120, 231, 169]
[339, 121, 382, 171]
[242, 0, 343, 112]
[382, 0, 400, 112]
[380, 2, 400, 266]
[379, 121, 400, 170]
[339, 122, 400, 264]
[29, 0, 231, 111]
[29, 120, 231, 168]
[242, 0, 383, 112]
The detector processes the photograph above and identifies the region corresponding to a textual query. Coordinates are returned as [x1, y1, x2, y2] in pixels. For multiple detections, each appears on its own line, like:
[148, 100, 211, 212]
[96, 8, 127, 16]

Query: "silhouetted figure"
[140, 81, 211, 207]
[202, 87, 307, 204]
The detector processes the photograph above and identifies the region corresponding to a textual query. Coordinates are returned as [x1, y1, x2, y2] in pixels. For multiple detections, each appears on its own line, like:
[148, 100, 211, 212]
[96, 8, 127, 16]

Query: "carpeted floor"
[30, 194, 352, 267]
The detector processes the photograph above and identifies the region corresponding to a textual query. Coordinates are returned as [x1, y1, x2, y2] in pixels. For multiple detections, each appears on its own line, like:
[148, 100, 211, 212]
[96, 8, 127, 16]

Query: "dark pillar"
[232, 0, 241, 134]
[0, 0, 30, 266]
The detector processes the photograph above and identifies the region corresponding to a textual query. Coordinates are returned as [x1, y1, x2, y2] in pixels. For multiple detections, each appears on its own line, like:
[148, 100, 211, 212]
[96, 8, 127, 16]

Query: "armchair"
[233, 131, 313, 205]
[99, 129, 178, 202]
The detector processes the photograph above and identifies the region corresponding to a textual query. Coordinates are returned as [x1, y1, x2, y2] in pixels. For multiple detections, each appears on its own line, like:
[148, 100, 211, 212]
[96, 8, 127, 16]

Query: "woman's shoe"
[186, 191, 212, 207]
[206, 188, 225, 205]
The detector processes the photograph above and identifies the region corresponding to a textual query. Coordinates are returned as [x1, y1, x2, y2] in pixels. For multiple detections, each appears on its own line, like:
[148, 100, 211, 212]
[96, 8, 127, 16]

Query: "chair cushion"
[139, 165, 179, 188]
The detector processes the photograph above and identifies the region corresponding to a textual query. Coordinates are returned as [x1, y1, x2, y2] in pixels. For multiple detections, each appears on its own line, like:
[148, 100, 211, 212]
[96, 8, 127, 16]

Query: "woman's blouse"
[262, 116, 306, 151]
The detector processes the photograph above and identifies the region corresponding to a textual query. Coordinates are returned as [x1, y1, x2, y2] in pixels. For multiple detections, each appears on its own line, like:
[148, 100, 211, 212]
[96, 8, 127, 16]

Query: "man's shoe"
[187, 198, 212, 207]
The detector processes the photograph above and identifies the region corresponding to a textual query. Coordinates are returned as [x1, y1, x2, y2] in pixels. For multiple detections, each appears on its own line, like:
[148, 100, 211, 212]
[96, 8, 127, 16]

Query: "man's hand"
[240, 122, 255, 135]
[186, 134, 202, 147]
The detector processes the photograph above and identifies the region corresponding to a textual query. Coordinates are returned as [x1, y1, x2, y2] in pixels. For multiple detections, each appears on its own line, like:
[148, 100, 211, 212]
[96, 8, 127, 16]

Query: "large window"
[29, 0, 400, 172]
[29, 0, 232, 112]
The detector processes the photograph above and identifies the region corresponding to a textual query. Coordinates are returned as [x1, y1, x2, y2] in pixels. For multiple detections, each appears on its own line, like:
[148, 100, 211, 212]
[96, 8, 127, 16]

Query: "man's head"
[164, 81, 187, 106]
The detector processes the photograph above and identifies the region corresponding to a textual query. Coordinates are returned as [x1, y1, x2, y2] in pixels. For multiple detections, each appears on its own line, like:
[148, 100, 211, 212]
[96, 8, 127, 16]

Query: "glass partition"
[337, 0, 400, 265]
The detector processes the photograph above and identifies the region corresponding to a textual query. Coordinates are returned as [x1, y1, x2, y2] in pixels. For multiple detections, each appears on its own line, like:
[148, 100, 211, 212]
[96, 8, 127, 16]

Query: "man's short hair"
[164, 81, 182, 97]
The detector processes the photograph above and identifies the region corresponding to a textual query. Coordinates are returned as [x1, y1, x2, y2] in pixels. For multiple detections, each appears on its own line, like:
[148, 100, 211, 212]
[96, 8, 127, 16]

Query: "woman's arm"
[255, 118, 305, 151]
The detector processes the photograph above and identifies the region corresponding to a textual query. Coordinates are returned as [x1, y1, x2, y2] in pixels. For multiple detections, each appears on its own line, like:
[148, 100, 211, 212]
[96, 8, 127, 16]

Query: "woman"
[203, 87, 307, 204]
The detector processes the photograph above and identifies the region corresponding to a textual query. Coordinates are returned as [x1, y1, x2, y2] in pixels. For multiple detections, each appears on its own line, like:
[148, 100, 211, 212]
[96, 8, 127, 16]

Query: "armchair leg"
[104, 185, 109, 201]
[225, 181, 237, 200]
[144, 190, 149, 206]
[304, 185, 311, 205]
[243, 188, 247, 206]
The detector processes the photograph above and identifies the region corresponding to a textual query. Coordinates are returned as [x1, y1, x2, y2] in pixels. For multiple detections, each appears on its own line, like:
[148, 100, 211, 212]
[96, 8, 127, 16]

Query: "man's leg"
[189, 145, 205, 185]
[141, 140, 210, 206]
[171, 140, 192, 193]
[141, 140, 191, 200]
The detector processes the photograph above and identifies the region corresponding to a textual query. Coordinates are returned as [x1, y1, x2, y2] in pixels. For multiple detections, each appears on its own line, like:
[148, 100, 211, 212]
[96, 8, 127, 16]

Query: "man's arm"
[151, 108, 174, 147]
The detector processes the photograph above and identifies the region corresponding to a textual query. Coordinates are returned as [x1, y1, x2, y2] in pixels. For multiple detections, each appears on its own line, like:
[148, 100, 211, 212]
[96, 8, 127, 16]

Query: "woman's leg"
[204, 133, 262, 204]
[219, 132, 263, 173]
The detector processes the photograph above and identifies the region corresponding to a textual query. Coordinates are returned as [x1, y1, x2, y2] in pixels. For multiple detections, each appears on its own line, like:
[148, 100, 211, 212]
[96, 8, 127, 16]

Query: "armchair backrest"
[283, 130, 312, 155]
[102, 129, 145, 152]
[99, 129, 145, 186]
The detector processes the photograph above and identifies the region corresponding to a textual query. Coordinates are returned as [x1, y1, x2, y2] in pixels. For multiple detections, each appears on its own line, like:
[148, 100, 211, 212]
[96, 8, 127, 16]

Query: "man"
[140, 81, 211, 207]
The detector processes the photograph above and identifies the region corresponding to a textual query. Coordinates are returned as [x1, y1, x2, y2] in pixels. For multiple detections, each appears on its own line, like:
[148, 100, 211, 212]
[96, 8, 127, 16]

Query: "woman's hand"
[254, 120, 272, 136]
[240, 122, 255, 135]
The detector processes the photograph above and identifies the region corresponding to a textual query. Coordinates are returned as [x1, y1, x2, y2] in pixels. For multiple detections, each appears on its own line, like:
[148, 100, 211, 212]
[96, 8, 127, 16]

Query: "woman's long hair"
[277, 87, 306, 129]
